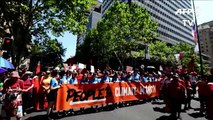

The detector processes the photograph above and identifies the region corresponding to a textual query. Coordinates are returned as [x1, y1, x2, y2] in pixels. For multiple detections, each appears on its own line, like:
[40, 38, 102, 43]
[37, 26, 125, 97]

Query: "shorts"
[47, 89, 58, 101]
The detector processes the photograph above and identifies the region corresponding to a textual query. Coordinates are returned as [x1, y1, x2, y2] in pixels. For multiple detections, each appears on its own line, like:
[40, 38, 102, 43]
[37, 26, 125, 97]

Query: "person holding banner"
[132, 69, 140, 82]
[120, 72, 127, 82]
[112, 72, 121, 83]
[142, 73, 148, 83]
[46, 70, 60, 120]
[80, 74, 89, 84]
[100, 72, 111, 83]
[125, 72, 133, 82]
[69, 73, 78, 84]
[66, 70, 72, 82]
[89, 73, 99, 84]
[59, 70, 68, 85]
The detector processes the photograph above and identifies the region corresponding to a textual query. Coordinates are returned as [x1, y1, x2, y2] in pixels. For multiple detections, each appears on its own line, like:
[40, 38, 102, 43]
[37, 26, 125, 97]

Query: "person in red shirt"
[183, 75, 192, 110]
[32, 72, 43, 111]
[167, 74, 186, 120]
[21, 71, 34, 115]
[206, 68, 213, 120]
[76, 69, 83, 84]
[2, 71, 24, 120]
[197, 76, 207, 114]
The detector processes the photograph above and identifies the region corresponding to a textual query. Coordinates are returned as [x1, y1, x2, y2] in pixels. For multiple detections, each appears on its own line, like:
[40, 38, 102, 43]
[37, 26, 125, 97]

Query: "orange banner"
[56, 82, 161, 111]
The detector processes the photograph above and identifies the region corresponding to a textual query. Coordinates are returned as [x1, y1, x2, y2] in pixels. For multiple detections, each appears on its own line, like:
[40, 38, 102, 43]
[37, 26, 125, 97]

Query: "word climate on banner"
[114, 85, 156, 97]
[56, 82, 160, 111]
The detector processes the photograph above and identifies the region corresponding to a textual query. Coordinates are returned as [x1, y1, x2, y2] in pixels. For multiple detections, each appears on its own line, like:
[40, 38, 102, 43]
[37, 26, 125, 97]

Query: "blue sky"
[57, 0, 213, 61]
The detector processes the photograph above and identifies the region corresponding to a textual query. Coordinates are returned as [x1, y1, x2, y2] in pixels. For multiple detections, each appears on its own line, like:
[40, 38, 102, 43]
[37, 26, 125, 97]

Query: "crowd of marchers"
[0, 67, 213, 120]
[160, 69, 213, 120]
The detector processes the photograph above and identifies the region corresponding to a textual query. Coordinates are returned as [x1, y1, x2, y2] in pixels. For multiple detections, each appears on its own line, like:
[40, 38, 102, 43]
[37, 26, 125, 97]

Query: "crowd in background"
[0, 67, 213, 120]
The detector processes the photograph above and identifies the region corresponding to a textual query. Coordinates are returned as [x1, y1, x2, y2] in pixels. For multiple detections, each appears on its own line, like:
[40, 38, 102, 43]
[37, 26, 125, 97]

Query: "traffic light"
[2, 51, 11, 59]
[2, 37, 13, 51]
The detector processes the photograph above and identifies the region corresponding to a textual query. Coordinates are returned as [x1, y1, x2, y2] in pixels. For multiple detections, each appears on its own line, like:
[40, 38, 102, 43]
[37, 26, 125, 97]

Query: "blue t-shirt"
[69, 78, 78, 84]
[59, 76, 67, 84]
[100, 76, 111, 83]
[112, 77, 121, 82]
[126, 75, 133, 82]
[50, 78, 58, 88]
[133, 73, 140, 81]
[142, 77, 148, 82]
[89, 78, 99, 84]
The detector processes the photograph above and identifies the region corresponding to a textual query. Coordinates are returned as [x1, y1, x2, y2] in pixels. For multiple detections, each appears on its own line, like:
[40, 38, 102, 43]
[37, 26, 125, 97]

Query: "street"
[23, 99, 206, 120]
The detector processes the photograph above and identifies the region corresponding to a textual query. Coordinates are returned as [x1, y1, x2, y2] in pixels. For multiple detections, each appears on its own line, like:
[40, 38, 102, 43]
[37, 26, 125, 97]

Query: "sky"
[57, 0, 213, 61]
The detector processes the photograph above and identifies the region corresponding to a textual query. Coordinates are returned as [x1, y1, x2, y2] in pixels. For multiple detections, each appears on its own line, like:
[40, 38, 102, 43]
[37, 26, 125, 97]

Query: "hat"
[11, 71, 20, 78]
[46, 70, 51, 74]
[22, 71, 33, 77]
[54, 67, 60, 71]
[190, 72, 197, 76]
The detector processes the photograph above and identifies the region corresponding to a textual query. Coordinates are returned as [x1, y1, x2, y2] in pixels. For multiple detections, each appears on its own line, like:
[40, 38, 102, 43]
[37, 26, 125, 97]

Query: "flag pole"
[192, 0, 203, 76]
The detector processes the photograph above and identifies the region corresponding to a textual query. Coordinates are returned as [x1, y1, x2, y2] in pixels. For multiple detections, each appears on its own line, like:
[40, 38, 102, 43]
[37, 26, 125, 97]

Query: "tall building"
[77, 1, 102, 45]
[102, 0, 194, 45]
[199, 21, 213, 67]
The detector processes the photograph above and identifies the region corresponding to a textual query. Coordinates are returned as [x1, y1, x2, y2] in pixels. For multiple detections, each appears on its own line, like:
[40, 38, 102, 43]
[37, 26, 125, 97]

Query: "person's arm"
[50, 79, 60, 90]
[2, 82, 8, 94]
[23, 84, 34, 92]
[50, 85, 60, 90]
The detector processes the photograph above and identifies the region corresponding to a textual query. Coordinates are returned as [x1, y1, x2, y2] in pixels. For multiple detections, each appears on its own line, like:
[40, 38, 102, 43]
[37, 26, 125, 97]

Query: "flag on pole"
[192, 23, 199, 53]
[194, 43, 199, 53]
[35, 61, 41, 74]
[192, 23, 198, 44]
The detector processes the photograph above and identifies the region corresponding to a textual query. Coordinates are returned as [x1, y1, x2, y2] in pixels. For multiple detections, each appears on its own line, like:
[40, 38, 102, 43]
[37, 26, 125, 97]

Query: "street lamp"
[144, 44, 150, 72]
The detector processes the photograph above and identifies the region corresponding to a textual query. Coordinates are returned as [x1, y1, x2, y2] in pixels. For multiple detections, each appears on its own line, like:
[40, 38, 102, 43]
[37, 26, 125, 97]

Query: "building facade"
[102, 0, 194, 45]
[199, 21, 213, 67]
[77, 1, 102, 45]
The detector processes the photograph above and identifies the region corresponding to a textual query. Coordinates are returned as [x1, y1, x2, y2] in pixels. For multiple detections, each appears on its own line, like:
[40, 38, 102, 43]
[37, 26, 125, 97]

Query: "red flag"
[192, 23, 197, 44]
[188, 57, 195, 72]
[179, 51, 184, 61]
[63, 63, 68, 71]
[36, 61, 41, 74]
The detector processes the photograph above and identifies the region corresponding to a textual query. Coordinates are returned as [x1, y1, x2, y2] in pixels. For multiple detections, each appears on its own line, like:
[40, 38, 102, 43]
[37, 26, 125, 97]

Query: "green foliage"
[0, 0, 96, 66]
[78, 1, 157, 67]
[30, 39, 66, 70]
[171, 42, 209, 74]
[149, 41, 174, 62]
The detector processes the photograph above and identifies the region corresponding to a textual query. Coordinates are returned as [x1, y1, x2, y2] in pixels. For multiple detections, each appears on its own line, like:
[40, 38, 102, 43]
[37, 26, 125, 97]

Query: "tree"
[171, 42, 194, 66]
[149, 41, 174, 62]
[30, 39, 66, 71]
[171, 42, 209, 74]
[79, 1, 158, 68]
[0, 0, 96, 67]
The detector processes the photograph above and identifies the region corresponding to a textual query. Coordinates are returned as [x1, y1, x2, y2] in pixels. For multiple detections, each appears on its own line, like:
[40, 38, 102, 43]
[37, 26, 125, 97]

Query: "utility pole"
[128, 0, 131, 7]
[192, 0, 203, 76]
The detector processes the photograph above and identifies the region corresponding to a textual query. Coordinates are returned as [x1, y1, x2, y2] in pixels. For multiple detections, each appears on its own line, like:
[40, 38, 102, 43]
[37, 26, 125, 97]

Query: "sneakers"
[23, 112, 27, 116]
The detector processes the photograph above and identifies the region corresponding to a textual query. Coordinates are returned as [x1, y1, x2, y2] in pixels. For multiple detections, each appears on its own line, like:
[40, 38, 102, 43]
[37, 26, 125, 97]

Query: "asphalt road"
[22, 99, 206, 120]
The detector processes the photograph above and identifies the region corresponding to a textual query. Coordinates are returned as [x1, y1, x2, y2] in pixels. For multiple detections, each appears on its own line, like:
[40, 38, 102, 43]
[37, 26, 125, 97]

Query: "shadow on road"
[25, 114, 47, 120]
[156, 115, 172, 120]
[151, 101, 164, 105]
[193, 108, 201, 111]
[188, 112, 205, 118]
[153, 107, 167, 113]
